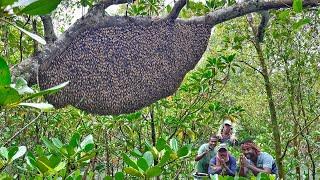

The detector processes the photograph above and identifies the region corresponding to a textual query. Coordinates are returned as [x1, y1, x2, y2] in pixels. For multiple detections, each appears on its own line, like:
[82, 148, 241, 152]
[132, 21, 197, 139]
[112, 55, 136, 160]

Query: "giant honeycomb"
[39, 17, 212, 115]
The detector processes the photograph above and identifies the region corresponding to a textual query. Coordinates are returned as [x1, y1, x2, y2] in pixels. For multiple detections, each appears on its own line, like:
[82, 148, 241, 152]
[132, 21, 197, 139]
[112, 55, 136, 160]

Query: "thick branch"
[87, 0, 129, 16]
[196, 0, 319, 25]
[257, 11, 270, 43]
[40, 15, 57, 44]
[164, 0, 187, 21]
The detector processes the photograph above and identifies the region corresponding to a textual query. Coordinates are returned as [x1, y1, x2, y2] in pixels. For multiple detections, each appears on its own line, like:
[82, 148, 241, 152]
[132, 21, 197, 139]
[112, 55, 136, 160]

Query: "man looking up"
[239, 140, 278, 177]
[195, 135, 218, 173]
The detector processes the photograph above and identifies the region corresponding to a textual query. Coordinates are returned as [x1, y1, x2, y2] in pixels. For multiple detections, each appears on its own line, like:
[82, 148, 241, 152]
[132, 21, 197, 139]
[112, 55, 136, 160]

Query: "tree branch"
[280, 113, 320, 161]
[87, 0, 129, 16]
[40, 15, 57, 44]
[196, 0, 319, 26]
[257, 11, 270, 43]
[164, 0, 187, 21]
[4, 112, 43, 146]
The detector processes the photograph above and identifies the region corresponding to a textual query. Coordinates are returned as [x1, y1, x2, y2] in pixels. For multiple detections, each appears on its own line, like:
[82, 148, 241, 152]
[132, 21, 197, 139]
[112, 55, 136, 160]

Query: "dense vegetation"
[0, 0, 319, 179]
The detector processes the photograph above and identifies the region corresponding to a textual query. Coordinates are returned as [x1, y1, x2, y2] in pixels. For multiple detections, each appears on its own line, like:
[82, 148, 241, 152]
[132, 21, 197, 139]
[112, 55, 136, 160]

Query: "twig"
[164, 0, 187, 21]
[280, 113, 320, 160]
[4, 112, 43, 146]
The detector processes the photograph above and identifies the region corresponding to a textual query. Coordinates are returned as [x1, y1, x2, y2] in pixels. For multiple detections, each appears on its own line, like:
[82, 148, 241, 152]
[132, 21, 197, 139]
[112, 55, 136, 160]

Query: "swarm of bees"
[39, 18, 212, 115]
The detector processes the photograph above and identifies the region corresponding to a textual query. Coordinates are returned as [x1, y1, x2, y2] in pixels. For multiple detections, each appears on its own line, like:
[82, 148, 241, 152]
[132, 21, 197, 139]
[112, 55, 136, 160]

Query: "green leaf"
[0, 86, 20, 106]
[145, 166, 162, 178]
[52, 138, 63, 148]
[18, 103, 54, 111]
[158, 150, 171, 166]
[121, 153, 139, 171]
[177, 145, 190, 158]
[292, 18, 311, 31]
[137, 157, 149, 172]
[169, 138, 178, 152]
[1, 0, 18, 7]
[130, 148, 143, 158]
[156, 138, 167, 151]
[9, 146, 26, 162]
[53, 161, 66, 172]
[69, 133, 80, 148]
[0, 147, 8, 160]
[20, 0, 62, 15]
[77, 152, 96, 163]
[36, 156, 53, 173]
[10, 22, 46, 45]
[123, 167, 144, 178]
[11, 77, 34, 95]
[80, 135, 94, 151]
[143, 151, 154, 167]
[12, 0, 38, 7]
[0, 57, 11, 86]
[21, 81, 69, 102]
[293, 0, 303, 13]
[48, 154, 61, 168]
[115, 172, 124, 180]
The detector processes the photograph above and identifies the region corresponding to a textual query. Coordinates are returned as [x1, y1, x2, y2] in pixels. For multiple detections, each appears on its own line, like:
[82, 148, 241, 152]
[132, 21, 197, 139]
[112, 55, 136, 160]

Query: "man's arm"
[225, 157, 237, 176]
[195, 149, 209, 161]
[247, 164, 271, 175]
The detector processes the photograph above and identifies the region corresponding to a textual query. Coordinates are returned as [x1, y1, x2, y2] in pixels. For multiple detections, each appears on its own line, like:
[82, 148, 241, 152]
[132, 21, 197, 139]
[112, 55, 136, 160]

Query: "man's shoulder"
[199, 143, 209, 149]
[259, 152, 274, 161]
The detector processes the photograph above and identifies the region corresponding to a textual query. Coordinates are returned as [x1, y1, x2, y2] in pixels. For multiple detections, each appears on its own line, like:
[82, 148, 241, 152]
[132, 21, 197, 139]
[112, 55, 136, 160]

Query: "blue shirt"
[248, 152, 278, 175]
[208, 155, 237, 176]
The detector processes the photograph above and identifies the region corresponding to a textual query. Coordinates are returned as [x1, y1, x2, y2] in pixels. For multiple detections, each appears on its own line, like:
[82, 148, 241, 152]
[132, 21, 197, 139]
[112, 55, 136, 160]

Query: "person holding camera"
[195, 135, 219, 173]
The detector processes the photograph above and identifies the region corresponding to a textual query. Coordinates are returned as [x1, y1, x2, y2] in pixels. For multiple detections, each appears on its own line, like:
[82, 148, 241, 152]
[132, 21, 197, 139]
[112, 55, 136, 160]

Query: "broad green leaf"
[21, 81, 69, 102]
[104, 176, 112, 180]
[35, 156, 53, 173]
[156, 138, 167, 151]
[25, 152, 37, 169]
[52, 138, 63, 148]
[11, 77, 34, 95]
[77, 152, 96, 163]
[53, 161, 66, 172]
[1, 0, 18, 7]
[69, 133, 80, 148]
[0, 57, 11, 86]
[130, 148, 143, 158]
[80, 135, 94, 150]
[123, 167, 144, 178]
[169, 138, 178, 152]
[10, 22, 46, 45]
[114, 172, 124, 180]
[293, 0, 303, 13]
[7, 147, 18, 162]
[10, 146, 26, 162]
[121, 153, 139, 170]
[20, 0, 62, 15]
[12, 0, 38, 7]
[0, 147, 8, 160]
[143, 151, 154, 167]
[18, 103, 54, 111]
[158, 150, 171, 166]
[122, 124, 134, 137]
[42, 137, 59, 153]
[145, 166, 162, 178]
[292, 18, 311, 30]
[137, 157, 149, 172]
[177, 145, 190, 158]
[48, 154, 61, 168]
[0, 86, 20, 106]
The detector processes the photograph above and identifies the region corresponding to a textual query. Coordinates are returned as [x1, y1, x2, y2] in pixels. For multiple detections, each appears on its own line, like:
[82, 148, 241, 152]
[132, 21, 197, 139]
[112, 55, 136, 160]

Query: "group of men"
[195, 120, 278, 177]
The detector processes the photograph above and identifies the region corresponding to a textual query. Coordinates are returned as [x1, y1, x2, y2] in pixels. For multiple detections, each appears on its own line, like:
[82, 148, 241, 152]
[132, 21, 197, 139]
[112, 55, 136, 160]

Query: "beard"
[245, 152, 254, 160]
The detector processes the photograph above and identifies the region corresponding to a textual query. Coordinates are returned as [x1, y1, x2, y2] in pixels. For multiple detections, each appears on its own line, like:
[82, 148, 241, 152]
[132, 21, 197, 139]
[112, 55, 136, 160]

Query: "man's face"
[223, 124, 231, 133]
[208, 137, 218, 149]
[241, 146, 256, 160]
[218, 149, 228, 160]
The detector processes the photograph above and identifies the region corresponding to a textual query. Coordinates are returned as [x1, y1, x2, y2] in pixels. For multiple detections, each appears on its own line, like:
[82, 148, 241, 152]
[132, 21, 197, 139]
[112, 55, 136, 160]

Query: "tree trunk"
[255, 42, 284, 179]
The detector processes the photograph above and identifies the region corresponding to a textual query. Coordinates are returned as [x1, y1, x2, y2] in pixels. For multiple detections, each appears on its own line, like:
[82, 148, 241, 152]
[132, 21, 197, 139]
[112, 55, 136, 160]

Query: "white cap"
[223, 119, 232, 126]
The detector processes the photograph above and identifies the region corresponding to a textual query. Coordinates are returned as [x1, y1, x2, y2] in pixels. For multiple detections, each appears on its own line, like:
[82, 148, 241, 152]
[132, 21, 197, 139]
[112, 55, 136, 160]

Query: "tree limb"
[196, 0, 319, 26]
[280, 113, 320, 161]
[164, 0, 187, 21]
[87, 0, 129, 16]
[40, 15, 57, 44]
[257, 11, 270, 43]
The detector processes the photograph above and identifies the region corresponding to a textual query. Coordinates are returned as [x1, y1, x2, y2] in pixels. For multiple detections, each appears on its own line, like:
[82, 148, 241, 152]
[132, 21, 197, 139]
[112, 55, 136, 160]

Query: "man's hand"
[220, 159, 227, 168]
[240, 155, 248, 167]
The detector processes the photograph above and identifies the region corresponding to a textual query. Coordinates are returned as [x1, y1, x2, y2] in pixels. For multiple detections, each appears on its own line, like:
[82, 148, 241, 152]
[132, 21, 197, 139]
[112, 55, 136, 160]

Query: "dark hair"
[209, 135, 219, 140]
[239, 139, 255, 145]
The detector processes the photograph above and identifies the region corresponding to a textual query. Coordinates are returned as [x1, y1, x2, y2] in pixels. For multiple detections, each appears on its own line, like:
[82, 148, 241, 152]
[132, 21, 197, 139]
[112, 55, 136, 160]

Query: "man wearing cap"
[217, 119, 237, 146]
[195, 135, 218, 173]
[239, 140, 278, 176]
[208, 143, 237, 176]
